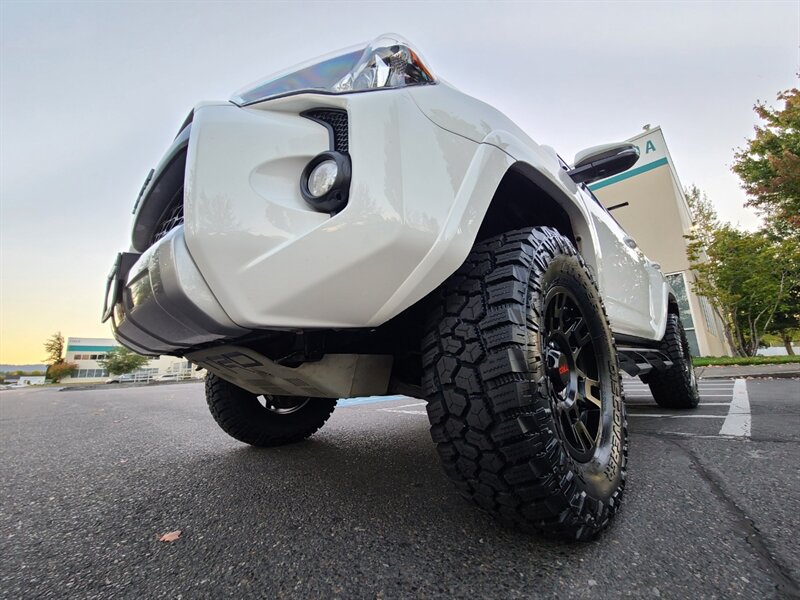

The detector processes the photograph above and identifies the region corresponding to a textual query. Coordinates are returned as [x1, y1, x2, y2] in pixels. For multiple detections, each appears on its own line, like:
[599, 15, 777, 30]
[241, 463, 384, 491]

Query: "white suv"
[103, 34, 698, 540]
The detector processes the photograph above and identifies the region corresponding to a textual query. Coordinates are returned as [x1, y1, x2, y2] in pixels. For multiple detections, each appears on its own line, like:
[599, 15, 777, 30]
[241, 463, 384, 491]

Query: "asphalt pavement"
[1, 377, 798, 599]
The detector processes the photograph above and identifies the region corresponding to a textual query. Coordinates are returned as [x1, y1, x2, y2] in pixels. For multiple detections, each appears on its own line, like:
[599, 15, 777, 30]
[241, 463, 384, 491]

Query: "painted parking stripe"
[337, 395, 408, 408]
[719, 379, 751, 438]
[623, 385, 734, 390]
[390, 401, 427, 409]
[626, 402, 731, 407]
[626, 394, 734, 398]
[381, 409, 427, 415]
[660, 431, 748, 440]
[627, 414, 726, 419]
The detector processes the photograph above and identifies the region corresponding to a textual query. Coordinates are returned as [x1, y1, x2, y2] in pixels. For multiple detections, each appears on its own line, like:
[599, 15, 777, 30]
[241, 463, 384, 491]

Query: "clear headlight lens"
[231, 34, 435, 106]
[332, 35, 434, 92]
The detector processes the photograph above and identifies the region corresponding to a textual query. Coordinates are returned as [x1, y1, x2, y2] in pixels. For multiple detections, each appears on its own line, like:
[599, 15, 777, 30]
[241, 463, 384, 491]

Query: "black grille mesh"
[304, 109, 348, 153]
[151, 187, 184, 245]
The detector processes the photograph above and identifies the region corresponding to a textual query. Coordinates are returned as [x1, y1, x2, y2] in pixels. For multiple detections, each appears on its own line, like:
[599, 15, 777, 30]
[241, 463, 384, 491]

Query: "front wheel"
[422, 227, 627, 541]
[205, 374, 336, 447]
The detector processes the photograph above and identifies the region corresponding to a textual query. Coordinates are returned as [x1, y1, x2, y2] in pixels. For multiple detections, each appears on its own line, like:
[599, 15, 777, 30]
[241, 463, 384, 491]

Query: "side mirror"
[567, 143, 640, 185]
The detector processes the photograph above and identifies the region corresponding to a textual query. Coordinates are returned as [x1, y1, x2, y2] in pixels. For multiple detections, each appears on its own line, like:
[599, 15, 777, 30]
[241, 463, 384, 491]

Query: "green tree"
[685, 184, 720, 251]
[689, 225, 799, 356]
[99, 347, 150, 376]
[684, 185, 742, 354]
[43, 331, 65, 365]
[732, 86, 800, 233]
[47, 362, 78, 383]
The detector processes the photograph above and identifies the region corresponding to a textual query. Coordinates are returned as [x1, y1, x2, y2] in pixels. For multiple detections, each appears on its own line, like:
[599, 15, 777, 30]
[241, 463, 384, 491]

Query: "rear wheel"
[642, 314, 699, 409]
[422, 227, 627, 541]
[205, 374, 336, 447]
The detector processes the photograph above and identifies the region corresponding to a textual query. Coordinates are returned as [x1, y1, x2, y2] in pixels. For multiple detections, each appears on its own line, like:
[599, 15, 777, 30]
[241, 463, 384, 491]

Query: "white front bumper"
[184, 88, 501, 329]
[111, 85, 518, 354]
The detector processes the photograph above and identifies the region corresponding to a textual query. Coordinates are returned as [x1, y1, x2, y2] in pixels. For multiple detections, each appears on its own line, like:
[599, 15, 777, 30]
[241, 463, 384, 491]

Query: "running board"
[616, 346, 674, 377]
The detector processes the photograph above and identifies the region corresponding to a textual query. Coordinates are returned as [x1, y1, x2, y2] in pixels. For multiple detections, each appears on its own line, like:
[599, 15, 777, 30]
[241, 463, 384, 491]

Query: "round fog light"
[300, 151, 351, 214]
[307, 159, 338, 198]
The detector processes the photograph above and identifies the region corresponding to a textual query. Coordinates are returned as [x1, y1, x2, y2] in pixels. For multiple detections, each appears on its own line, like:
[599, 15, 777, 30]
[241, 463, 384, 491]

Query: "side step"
[616, 346, 674, 377]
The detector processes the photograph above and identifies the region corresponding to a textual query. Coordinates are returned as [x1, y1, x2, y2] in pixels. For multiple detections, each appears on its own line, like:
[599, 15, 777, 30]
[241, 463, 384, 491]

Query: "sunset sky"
[1, 1, 798, 364]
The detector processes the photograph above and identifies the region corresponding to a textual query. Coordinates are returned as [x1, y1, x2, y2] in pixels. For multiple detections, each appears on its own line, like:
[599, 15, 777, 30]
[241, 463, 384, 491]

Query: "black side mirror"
[567, 143, 640, 185]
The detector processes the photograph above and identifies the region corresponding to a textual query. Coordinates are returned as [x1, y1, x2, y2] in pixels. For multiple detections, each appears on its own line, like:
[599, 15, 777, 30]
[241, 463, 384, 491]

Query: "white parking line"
[391, 402, 427, 409]
[719, 379, 751, 438]
[624, 385, 734, 390]
[626, 402, 731, 407]
[380, 409, 427, 415]
[628, 414, 726, 419]
[661, 431, 747, 440]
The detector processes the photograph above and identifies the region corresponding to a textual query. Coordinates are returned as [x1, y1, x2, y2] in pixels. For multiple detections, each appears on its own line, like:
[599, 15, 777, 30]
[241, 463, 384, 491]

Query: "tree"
[689, 225, 799, 356]
[47, 362, 78, 383]
[685, 184, 720, 251]
[732, 86, 800, 233]
[43, 331, 65, 365]
[684, 186, 741, 354]
[99, 347, 150, 376]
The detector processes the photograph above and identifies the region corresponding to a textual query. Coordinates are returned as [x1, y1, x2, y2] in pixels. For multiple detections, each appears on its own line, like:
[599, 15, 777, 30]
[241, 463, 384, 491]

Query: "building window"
[699, 296, 717, 337]
[666, 272, 701, 356]
[72, 369, 108, 378]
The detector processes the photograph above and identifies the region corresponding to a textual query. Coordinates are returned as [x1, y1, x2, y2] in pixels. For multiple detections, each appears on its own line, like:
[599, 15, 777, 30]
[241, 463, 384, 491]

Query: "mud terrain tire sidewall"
[422, 227, 628, 540]
[205, 374, 336, 447]
[646, 314, 700, 409]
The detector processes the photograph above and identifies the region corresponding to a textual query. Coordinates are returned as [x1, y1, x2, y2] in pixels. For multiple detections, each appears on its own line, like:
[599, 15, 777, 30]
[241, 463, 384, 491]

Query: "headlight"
[231, 34, 435, 106]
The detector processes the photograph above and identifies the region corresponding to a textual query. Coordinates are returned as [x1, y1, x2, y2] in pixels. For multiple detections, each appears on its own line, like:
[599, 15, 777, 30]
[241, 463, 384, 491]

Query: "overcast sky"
[1, 1, 798, 363]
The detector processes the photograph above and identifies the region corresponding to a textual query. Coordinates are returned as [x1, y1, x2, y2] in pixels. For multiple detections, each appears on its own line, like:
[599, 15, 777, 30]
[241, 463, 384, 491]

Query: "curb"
[59, 379, 204, 392]
[698, 371, 800, 380]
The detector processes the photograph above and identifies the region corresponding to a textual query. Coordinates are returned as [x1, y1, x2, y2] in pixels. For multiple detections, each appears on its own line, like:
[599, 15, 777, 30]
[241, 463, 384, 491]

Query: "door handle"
[623, 236, 638, 249]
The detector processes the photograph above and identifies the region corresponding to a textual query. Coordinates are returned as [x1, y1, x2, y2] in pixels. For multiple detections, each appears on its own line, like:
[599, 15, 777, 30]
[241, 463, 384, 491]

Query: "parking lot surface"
[1, 378, 798, 599]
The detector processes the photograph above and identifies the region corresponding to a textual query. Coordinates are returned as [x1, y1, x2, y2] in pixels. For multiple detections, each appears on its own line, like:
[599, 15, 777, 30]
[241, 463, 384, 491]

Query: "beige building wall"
[62, 337, 204, 382]
[590, 127, 731, 357]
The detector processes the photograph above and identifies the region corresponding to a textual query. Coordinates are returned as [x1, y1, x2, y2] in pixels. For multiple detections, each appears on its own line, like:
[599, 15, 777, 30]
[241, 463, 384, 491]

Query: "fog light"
[307, 159, 338, 198]
[300, 151, 351, 214]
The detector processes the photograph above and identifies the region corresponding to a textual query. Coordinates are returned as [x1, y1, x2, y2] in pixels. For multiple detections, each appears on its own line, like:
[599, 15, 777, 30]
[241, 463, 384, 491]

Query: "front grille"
[151, 186, 184, 245]
[303, 109, 348, 153]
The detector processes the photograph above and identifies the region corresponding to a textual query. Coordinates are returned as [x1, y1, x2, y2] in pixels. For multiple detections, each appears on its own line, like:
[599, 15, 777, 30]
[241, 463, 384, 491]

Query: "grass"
[693, 355, 800, 367]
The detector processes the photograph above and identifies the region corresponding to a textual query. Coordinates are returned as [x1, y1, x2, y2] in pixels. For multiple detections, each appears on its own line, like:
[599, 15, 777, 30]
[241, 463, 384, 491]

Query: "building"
[589, 126, 731, 357]
[62, 337, 202, 382]
[5, 375, 46, 386]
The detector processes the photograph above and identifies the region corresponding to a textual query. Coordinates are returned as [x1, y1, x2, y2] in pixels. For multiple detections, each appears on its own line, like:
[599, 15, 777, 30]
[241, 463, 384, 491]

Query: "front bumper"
[105, 225, 247, 355]
[105, 86, 512, 356]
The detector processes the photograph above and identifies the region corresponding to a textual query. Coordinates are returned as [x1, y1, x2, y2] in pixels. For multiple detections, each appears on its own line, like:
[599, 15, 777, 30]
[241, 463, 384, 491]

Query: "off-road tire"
[205, 374, 336, 447]
[642, 314, 700, 409]
[422, 227, 627, 541]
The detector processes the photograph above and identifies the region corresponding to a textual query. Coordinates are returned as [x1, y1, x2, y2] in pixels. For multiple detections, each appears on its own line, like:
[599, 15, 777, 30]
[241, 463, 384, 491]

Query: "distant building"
[589, 127, 731, 357]
[5, 375, 46, 386]
[62, 337, 203, 382]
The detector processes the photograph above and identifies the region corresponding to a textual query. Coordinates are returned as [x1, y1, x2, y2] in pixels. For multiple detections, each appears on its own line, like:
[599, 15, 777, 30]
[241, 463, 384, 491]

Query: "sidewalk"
[696, 363, 800, 380]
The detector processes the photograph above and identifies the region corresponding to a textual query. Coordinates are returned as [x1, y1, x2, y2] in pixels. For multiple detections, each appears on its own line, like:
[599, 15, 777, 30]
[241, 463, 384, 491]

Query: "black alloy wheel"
[543, 288, 603, 463]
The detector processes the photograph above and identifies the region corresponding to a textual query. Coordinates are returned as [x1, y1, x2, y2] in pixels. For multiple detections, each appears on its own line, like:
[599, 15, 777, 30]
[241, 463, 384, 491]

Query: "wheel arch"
[476, 160, 598, 267]
[667, 292, 681, 316]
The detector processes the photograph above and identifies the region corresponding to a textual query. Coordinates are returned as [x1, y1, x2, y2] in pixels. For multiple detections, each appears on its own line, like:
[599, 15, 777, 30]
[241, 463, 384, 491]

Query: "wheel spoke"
[566, 318, 592, 356]
[578, 374, 602, 408]
[551, 293, 566, 331]
[575, 420, 595, 450]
